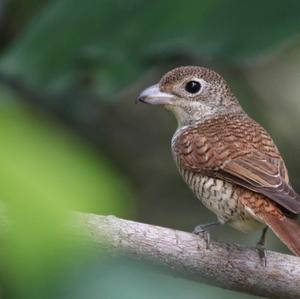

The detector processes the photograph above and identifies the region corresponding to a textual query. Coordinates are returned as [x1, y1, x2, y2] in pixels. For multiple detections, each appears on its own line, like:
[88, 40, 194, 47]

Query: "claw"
[256, 243, 267, 267]
[256, 227, 268, 267]
[193, 225, 211, 249]
[193, 222, 221, 249]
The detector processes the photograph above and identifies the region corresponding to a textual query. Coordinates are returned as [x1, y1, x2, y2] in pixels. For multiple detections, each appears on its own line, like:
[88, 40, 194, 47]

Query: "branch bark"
[74, 213, 300, 299]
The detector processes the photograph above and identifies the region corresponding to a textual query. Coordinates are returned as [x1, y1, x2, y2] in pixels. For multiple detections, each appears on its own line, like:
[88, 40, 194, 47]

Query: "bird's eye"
[185, 81, 201, 94]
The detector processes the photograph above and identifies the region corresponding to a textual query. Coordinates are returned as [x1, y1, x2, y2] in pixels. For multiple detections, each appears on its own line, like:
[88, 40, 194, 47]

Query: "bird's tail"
[263, 213, 300, 256]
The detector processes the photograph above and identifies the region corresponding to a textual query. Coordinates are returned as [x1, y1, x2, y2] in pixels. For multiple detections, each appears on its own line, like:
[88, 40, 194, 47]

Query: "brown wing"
[218, 152, 300, 213]
[173, 114, 300, 214]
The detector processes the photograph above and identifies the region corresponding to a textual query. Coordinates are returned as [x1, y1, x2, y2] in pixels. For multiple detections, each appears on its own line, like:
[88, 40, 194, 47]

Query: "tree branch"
[75, 213, 300, 299]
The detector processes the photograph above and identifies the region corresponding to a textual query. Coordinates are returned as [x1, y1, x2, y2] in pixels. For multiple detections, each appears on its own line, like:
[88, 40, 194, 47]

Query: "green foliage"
[0, 89, 131, 213]
[0, 86, 132, 298]
[1, 0, 300, 95]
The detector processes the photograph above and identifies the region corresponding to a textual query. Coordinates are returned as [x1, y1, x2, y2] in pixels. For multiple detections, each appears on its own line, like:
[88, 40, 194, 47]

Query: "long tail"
[263, 213, 300, 256]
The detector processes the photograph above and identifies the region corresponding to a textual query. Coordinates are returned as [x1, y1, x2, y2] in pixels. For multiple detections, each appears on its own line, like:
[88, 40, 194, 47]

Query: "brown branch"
[75, 213, 300, 299]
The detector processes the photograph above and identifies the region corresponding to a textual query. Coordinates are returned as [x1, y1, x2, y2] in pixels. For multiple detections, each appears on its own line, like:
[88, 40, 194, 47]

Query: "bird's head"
[138, 66, 242, 126]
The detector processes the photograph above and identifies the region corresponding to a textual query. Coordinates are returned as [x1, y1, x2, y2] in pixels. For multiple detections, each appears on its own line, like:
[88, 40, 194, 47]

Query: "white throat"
[166, 101, 219, 127]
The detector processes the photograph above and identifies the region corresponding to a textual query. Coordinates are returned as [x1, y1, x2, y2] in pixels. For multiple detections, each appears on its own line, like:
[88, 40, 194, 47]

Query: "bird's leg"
[256, 227, 268, 266]
[193, 221, 222, 249]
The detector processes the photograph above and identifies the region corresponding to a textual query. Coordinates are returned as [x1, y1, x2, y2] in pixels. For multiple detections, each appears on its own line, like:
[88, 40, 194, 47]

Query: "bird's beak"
[138, 84, 175, 105]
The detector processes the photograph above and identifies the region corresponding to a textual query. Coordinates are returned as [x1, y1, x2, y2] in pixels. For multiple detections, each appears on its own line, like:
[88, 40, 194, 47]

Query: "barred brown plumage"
[172, 113, 300, 214]
[138, 65, 300, 257]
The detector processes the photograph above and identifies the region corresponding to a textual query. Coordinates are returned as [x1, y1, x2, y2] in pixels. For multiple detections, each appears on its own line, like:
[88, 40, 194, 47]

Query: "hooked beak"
[138, 84, 175, 105]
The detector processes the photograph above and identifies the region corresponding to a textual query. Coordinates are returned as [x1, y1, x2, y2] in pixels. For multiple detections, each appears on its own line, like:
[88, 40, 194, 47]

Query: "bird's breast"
[172, 142, 264, 231]
[180, 168, 239, 220]
[179, 168, 264, 231]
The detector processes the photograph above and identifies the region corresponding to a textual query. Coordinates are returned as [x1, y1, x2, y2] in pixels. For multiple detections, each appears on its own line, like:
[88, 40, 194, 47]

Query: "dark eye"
[185, 81, 201, 94]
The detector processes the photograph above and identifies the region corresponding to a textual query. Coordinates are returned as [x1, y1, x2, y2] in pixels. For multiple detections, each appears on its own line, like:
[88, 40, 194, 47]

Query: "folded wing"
[174, 116, 300, 214]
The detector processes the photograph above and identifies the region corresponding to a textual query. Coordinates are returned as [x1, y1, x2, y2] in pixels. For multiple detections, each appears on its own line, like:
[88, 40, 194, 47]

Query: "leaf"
[0, 86, 133, 297]
[1, 0, 300, 94]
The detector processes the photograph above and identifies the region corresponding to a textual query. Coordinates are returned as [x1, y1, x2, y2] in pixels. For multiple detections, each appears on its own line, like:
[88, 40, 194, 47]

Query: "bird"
[138, 65, 300, 260]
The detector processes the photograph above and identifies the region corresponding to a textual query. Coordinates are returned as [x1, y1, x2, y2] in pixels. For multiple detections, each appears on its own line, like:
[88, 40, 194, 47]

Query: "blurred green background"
[0, 0, 300, 298]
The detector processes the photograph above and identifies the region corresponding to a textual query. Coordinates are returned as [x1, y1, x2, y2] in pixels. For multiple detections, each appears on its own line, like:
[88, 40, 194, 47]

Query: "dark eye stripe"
[185, 81, 201, 94]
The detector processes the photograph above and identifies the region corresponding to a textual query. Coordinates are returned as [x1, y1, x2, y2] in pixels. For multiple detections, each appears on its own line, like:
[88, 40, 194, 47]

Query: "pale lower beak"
[138, 84, 175, 105]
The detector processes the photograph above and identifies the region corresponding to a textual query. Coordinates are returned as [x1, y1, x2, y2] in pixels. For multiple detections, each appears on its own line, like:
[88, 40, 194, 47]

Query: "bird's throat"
[166, 102, 220, 127]
[166, 100, 243, 127]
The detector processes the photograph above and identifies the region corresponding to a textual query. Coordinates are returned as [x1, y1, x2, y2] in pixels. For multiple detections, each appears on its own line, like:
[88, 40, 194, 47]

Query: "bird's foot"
[256, 227, 268, 267]
[256, 242, 267, 267]
[193, 224, 211, 249]
[193, 222, 220, 249]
